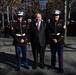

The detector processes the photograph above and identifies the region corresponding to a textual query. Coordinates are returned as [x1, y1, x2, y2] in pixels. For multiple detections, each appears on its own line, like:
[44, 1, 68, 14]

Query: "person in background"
[4, 19, 10, 37]
[27, 19, 32, 44]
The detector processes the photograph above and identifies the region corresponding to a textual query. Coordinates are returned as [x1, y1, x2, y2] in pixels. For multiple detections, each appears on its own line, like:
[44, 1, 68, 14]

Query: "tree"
[46, 0, 64, 18]
[0, 0, 22, 28]
[67, 0, 76, 23]
[47, 0, 64, 11]
[25, 0, 40, 18]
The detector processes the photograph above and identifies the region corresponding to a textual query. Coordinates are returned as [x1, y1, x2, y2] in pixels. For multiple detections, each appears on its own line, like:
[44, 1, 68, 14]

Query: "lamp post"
[64, 0, 67, 39]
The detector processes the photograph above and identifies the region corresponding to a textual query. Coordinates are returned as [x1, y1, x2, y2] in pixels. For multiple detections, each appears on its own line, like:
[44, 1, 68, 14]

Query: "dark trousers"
[32, 44, 45, 65]
[15, 46, 28, 68]
[4, 27, 9, 37]
[50, 45, 64, 69]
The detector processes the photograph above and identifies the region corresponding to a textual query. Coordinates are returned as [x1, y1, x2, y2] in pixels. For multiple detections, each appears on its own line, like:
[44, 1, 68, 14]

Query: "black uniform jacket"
[29, 21, 46, 47]
[11, 21, 27, 46]
[47, 19, 65, 46]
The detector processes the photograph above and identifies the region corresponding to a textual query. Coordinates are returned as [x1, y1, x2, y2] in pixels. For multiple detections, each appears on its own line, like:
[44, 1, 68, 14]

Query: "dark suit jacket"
[29, 21, 46, 47]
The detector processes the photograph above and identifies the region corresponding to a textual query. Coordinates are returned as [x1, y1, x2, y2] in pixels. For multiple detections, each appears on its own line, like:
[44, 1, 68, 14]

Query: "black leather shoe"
[40, 64, 44, 69]
[50, 65, 56, 69]
[59, 69, 63, 73]
[32, 64, 37, 69]
[16, 67, 20, 71]
[47, 66, 51, 70]
[24, 66, 29, 69]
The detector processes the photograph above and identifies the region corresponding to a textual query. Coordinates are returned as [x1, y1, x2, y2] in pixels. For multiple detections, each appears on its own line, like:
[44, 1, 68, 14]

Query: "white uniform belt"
[16, 33, 26, 36]
[52, 33, 60, 36]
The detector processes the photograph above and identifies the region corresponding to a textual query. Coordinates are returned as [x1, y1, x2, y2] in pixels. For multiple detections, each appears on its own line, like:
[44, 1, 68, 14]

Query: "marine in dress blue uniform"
[47, 10, 65, 72]
[11, 11, 29, 71]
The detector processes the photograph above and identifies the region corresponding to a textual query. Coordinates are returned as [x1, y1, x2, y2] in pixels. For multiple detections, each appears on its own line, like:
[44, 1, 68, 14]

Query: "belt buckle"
[57, 33, 60, 36]
[16, 33, 25, 36]
[21, 34, 22, 36]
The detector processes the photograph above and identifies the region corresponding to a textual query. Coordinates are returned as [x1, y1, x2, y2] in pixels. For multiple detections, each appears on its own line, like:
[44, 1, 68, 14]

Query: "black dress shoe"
[51, 65, 56, 69]
[40, 65, 44, 69]
[59, 69, 63, 73]
[24, 66, 29, 69]
[47, 66, 51, 70]
[32, 64, 37, 69]
[16, 67, 20, 71]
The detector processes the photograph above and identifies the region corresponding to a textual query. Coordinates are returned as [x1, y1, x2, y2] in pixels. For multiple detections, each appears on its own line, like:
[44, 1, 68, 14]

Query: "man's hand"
[28, 42, 31, 46]
[20, 39, 25, 43]
[11, 27, 14, 30]
[63, 25, 66, 29]
[53, 39, 57, 43]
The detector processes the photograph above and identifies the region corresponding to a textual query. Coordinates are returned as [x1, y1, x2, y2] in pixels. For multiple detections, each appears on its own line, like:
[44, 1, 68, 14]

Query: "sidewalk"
[0, 37, 76, 75]
[0, 37, 76, 51]
[64, 37, 76, 51]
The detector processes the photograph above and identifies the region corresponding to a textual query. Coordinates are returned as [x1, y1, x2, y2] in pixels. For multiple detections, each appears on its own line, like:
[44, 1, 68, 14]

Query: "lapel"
[39, 21, 43, 32]
[34, 22, 38, 32]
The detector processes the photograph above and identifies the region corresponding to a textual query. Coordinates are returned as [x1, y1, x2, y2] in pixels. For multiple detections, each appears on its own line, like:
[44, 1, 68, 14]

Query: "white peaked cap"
[28, 19, 31, 21]
[52, 10, 61, 15]
[17, 11, 24, 16]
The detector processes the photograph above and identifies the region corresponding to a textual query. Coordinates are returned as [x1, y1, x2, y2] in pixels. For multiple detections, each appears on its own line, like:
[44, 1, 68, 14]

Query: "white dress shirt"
[36, 21, 41, 27]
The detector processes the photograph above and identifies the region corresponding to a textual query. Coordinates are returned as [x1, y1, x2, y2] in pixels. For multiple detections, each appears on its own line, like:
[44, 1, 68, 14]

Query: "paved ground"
[0, 37, 76, 75]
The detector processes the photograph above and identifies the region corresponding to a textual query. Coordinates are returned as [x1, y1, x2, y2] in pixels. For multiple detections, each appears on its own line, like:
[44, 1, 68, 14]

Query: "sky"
[39, 0, 49, 10]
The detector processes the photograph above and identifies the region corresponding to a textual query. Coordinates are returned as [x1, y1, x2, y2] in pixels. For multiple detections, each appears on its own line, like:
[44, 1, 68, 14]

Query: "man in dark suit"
[29, 13, 46, 69]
